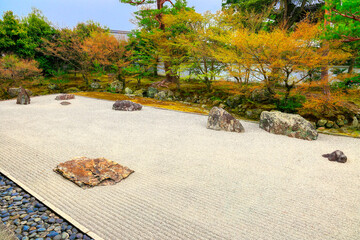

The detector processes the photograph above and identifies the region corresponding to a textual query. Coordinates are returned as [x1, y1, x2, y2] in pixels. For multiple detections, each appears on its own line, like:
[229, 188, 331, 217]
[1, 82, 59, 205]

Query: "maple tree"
[39, 22, 108, 85]
[82, 31, 132, 90]
[163, 10, 226, 91]
[40, 28, 91, 85]
[0, 54, 41, 88]
[217, 21, 350, 100]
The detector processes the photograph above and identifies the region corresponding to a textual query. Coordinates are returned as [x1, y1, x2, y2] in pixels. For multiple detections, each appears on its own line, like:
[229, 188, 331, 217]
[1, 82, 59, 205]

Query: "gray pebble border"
[0, 173, 93, 240]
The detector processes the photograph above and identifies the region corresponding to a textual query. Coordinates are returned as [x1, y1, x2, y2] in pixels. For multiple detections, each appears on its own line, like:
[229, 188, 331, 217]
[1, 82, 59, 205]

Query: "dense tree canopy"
[222, 0, 325, 29]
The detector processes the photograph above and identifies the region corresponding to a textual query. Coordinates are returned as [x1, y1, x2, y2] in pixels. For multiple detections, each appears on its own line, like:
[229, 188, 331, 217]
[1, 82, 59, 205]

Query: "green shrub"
[276, 94, 306, 113]
[331, 74, 360, 90]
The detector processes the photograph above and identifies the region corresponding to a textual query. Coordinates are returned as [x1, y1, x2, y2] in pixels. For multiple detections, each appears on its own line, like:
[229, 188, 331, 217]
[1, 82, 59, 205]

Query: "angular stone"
[112, 100, 142, 111]
[16, 87, 30, 105]
[54, 157, 134, 188]
[55, 94, 75, 101]
[207, 107, 245, 133]
[259, 111, 318, 140]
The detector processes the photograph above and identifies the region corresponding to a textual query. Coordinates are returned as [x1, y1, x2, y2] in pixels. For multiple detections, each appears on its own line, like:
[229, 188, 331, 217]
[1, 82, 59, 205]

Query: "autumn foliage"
[0, 54, 41, 84]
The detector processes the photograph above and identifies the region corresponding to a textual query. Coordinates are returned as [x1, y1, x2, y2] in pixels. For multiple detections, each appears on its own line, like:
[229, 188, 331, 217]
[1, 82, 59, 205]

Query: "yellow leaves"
[163, 9, 203, 28]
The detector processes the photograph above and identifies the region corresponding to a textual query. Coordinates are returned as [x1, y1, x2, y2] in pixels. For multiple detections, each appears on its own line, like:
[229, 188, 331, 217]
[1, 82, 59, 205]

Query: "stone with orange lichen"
[54, 157, 134, 188]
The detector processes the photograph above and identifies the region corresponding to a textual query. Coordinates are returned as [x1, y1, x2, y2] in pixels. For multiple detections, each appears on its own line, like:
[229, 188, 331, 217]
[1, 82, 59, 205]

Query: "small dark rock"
[322, 150, 347, 163]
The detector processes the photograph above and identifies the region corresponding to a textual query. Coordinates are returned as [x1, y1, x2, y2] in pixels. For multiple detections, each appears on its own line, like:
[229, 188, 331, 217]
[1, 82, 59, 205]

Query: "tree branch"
[125, 0, 146, 5]
[331, 8, 360, 22]
[341, 35, 360, 42]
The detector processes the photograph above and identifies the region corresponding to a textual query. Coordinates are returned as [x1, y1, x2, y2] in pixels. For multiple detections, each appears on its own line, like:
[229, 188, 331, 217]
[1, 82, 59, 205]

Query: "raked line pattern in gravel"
[0, 95, 360, 240]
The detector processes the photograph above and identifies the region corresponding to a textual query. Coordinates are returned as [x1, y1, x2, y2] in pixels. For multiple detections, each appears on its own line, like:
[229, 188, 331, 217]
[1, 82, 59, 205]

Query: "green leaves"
[324, 0, 360, 43]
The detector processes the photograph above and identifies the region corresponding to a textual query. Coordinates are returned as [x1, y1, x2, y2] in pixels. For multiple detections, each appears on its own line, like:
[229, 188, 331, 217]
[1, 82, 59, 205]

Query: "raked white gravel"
[0, 94, 359, 240]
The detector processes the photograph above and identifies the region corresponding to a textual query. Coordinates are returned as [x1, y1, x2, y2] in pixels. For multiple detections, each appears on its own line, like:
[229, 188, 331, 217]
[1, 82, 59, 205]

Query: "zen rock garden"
[207, 106, 318, 141]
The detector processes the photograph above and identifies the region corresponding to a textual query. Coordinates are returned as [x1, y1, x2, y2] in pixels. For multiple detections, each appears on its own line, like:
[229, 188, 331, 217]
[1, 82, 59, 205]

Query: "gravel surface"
[0, 95, 359, 239]
[0, 173, 92, 240]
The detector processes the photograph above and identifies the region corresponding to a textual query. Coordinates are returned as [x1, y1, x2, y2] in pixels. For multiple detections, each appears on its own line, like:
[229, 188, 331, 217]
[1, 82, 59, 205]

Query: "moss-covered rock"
[146, 87, 158, 98]
[65, 87, 80, 93]
[317, 119, 327, 127]
[259, 111, 318, 140]
[226, 95, 244, 108]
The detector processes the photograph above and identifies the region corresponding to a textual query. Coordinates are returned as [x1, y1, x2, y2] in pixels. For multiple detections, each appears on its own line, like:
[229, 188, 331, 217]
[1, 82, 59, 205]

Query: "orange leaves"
[82, 32, 129, 68]
[228, 22, 350, 86]
[0, 55, 41, 83]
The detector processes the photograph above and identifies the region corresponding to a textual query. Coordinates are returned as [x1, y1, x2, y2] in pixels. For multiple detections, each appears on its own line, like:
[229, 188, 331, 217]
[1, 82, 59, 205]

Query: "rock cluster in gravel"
[0, 173, 93, 240]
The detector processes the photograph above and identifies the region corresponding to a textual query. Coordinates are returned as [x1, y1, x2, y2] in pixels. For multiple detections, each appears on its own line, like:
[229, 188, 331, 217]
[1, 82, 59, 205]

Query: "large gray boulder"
[112, 100, 142, 111]
[207, 107, 245, 133]
[259, 111, 318, 140]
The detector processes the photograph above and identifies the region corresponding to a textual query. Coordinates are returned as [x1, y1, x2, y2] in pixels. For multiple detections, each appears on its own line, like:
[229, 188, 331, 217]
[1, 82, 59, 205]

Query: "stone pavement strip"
[0, 95, 360, 240]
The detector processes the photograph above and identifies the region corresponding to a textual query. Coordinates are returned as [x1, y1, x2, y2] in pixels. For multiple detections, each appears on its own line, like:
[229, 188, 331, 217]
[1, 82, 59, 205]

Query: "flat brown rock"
[55, 94, 75, 101]
[54, 157, 134, 188]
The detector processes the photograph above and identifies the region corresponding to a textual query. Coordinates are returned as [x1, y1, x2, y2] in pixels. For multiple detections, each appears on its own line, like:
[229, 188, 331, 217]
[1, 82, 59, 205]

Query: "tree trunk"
[118, 74, 126, 92]
[81, 72, 88, 86]
[204, 76, 211, 92]
[322, 6, 331, 96]
[153, 57, 159, 76]
[284, 82, 293, 101]
[348, 57, 355, 74]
